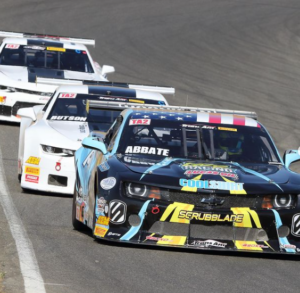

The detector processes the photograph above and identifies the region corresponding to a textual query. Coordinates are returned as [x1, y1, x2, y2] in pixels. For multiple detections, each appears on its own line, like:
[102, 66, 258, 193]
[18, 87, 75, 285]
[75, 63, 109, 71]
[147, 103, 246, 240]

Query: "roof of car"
[124, 109, 261, 127]
[55, 85, 167, 101]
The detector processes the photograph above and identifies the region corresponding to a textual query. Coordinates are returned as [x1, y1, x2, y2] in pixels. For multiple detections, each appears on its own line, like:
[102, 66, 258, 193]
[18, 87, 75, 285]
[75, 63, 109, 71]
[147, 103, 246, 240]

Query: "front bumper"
[21, 153, 75, 194]
[0, 90, 48, 122]
[95, 197, 300, 254]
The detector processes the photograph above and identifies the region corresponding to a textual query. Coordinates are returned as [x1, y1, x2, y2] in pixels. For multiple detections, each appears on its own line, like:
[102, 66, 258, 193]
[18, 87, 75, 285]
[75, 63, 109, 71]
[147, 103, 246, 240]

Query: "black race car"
[73, 104, 300, 254]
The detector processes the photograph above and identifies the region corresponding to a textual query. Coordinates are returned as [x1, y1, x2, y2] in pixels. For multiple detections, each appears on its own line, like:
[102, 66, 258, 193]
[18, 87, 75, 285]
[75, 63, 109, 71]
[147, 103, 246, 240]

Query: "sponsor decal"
[125, 146, 169, 156]
[25, 174, 39, 183]
[50, 116, 87, 121]
[180, 163, 236, 173]
[55, 162, 61, 171]
[179, 179, 243, 191]
[182, 124, 200, 129]
[123, 156, 155, 166]
[25, 166, 40, 176]
[202, 125, 216, 129]
[242, 244, 268, 249]
[24, 45, 45, 50]
[151, 206, 160, 214]
[99, 161, 110, 172]
[291, 214, 300, 237]
[100, 177, 116, 190]
[98, 96, 127, 102]
[280, 244, 296, 249]
[97, 216, 110, 226]
[76, 205, 80, 220]
[129, 99, 145, 104]
[107, 232, 121, 237]
[96, 197, 107, 213]
[188, 240, 227, 248]
[0, 96, 6, 104]
[146, 236, 171, 242]
[5, 44, 19, 49]
[178, 210, 244, 223]
[47, 47, 66, 52]
[184, 170, 238, 179]
[109, 200, 126, 224]
[94, 226, 108, 237]
[59, 93, 77, 98]
[82, 150, 95, 167]
[129, 119, 151, 125]
[218, 127, 237, 132]
[25, 156, 41, 165]
[79, 125, 86, 133]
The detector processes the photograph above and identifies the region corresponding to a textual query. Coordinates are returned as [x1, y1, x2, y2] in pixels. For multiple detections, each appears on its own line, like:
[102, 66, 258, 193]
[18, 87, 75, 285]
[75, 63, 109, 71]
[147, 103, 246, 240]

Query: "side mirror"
[17, 107, 36, 121]
[101, 65, 115, 76]
[283, 149, 300, 169]
[82, 137, 107, 154]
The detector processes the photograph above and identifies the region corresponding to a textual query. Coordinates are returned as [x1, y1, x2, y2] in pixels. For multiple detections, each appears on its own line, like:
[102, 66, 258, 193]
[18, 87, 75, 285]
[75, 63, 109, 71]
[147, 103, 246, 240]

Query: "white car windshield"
[0, 44, 94, 73]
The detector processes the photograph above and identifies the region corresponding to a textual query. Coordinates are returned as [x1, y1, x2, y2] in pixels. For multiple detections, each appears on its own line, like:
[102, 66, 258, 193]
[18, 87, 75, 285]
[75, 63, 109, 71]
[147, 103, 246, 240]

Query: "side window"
[107, 116, 123, 151]
[42, 91, 56, 112]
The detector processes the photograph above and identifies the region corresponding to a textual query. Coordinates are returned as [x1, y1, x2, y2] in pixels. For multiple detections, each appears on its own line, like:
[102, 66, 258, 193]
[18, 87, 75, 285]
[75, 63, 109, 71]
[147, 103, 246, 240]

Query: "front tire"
[72, 188, 87, 231]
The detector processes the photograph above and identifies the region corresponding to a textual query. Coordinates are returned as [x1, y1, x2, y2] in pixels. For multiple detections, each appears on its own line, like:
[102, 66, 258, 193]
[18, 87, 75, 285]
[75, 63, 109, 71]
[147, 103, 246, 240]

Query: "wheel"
[72, 188, 87, 231]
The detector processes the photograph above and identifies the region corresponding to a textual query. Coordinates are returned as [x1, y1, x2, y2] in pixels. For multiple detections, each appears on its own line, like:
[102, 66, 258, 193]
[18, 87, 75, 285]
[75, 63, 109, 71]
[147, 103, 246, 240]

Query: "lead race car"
[0, 30, 115, 122]
[74, 104, 300, 254]
[18, 84, 171, 194]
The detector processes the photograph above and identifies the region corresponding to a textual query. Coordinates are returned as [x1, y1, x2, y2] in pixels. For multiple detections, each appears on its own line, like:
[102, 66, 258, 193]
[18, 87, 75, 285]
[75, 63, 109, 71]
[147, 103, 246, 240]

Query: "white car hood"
[0, 65, 28, 82]
[0, 65, 107, 83]
[47, 121, 90, 143]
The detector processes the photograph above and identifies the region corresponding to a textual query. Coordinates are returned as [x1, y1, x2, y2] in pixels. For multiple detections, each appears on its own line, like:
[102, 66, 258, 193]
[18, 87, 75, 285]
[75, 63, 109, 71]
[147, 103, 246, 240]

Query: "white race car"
[0, 31, 115, 122]
[18, 84, 171, 194]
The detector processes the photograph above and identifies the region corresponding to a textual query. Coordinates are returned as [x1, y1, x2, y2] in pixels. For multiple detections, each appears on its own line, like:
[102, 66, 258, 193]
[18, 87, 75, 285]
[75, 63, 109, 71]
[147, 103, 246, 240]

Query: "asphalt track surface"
[0, 0, 300, 292]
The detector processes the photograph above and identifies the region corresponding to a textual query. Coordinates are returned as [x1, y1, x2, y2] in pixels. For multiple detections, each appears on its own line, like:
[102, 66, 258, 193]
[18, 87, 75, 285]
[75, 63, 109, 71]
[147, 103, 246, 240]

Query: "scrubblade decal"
[125, 146, 169, 156]
[179, 179, 244, 191]
[178, 210, 244, 223]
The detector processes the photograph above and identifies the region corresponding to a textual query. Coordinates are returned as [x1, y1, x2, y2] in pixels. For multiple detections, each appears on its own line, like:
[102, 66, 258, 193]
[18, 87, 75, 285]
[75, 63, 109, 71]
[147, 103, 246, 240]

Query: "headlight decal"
[120, 199, 153, 241]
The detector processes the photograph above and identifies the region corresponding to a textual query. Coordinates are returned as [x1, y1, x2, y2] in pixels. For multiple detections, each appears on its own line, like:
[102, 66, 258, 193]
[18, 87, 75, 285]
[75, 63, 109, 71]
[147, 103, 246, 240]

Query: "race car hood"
[119, 156, 292, 194]
[47, 121, 90, 142]
[0, 65, 66, 82]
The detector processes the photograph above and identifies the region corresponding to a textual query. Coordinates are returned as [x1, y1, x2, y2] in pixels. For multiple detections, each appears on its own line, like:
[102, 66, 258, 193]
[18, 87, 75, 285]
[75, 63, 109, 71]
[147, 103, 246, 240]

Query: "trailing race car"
[0, 31, 115, 122]
[17, 85, 169, 194]
[73, 104, 300, 254]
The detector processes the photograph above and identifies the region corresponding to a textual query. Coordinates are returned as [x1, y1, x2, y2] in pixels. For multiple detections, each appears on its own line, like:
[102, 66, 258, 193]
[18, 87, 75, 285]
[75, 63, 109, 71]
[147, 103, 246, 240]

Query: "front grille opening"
[169, 190, 258, 209]
[148, 221, 269, 241]
[48, 174, 68, 187]
[0, 105, 12, 116]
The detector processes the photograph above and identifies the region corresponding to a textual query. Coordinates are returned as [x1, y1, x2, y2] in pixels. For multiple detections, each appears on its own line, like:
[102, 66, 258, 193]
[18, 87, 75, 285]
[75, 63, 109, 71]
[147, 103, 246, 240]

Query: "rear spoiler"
[36, 77, 175, 95]
[0, 31, 95, 46]
[87, 100, 258, 120]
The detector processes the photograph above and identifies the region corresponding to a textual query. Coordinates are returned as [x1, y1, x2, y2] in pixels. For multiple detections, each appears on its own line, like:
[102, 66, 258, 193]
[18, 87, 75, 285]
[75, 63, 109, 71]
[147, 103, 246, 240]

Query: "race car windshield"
[47, 94, 121, 132]
[0, 45, 94, 73]
[117, 117, 281, 164]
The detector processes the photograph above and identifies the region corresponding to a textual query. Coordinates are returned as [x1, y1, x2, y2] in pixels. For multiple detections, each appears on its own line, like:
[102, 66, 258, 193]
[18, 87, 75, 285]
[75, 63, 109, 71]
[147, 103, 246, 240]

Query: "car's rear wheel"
[72, 188, 87, 231]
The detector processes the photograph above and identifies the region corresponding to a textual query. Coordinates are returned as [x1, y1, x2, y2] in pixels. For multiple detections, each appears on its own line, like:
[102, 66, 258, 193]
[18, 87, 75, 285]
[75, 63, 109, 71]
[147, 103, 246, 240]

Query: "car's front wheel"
[72, 188, 87, 231]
